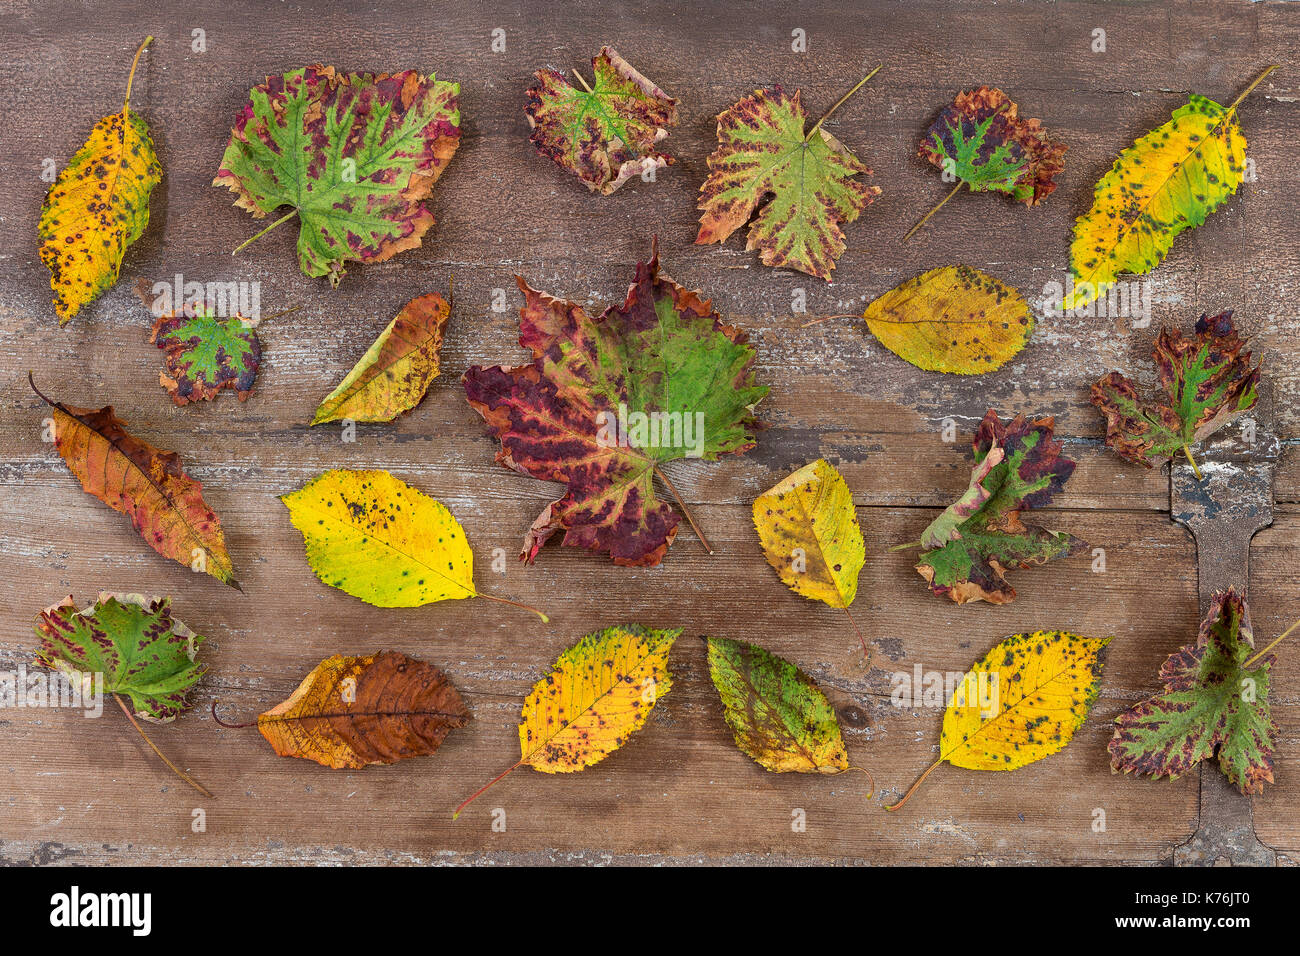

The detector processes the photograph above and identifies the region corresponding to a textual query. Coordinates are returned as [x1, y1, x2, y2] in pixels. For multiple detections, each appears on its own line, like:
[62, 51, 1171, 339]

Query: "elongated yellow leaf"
[280, 468, 546, 620]
[863, 265, 1033, 374]
[752, 460, 866, 651]
[312, 293, 451, 425]
[452, 624, 677, 817]
[1064, 67, 1275, 309]
[888, 630, 1109, 811]
[38, 37, 161, 324]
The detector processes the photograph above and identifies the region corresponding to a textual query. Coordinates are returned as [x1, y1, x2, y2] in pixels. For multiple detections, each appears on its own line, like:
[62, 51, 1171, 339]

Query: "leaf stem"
[903, 182, 962, 242]
[1245, 614, 1300, 668]
[835, 764, 875, 798]
[807, 64, 882, 140]
[1182, 444, 1204, 480]
[452, 761, 523, 819]
[884, 757, 942, 811]
[573, 68, 594, 93]
[654, 465, 714, 555]
[115, 694, 214, 799]
[475, 589, 550, 623]
[232, 209, 299, 256]
[210, 699, 257, 729]
[888, 540, 922, 553]
[841, 602, 869, 657]
[123, 36, 153, 113]
[1227, 64, 1280, 114]
[801, 313, 859, 329]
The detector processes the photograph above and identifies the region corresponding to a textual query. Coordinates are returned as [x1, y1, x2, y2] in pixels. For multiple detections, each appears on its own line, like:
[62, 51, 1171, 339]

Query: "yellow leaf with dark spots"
[38, 37, 161, 324]
[863, 265, 1033, 374]
[888, 630, 1109, 811]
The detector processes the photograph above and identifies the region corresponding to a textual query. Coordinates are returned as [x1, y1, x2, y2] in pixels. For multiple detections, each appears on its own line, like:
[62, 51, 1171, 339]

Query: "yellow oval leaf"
[888, 630, 1110, 811]
[752, 461, 866, 655]
[38, 37, 161, 324]
[863, 265, 1032, 374]
[312, 293, 451, 425]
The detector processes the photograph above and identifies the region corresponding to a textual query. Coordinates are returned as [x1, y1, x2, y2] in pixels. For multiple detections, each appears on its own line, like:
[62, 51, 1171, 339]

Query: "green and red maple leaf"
[1091, 311, 1260, 469]
[213, 65, 461, 286]
[1110, 589, 1277, 795]
[35, 593, 206, 722]
[919, 87, 1066, 205]
[915, 410, 1085, 604]
[139, 282, 260, 404]
[525, 47, 678, 195]
[463, 242, 768, 567]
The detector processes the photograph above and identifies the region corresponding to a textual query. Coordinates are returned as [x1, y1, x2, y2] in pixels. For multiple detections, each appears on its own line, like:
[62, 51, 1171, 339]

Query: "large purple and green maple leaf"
[464, 243, 768, 567]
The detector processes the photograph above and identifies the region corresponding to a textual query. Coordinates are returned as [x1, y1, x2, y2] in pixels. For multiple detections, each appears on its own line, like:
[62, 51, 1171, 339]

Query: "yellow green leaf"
[280, 468, 546, 620]
[1064, 67, 1275, 310]
[752, 459, 866, 651]
[863, 265, 1033, 374]
[453, 624, 677, 817]
[312, 293, 451, 425]
[38, 37, 161, 324]
[888, 630, 1109, 811]
[706, 635, 849, 773]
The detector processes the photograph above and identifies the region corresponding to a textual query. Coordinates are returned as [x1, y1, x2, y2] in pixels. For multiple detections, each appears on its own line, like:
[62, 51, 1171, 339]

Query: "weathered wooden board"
[0, 0, 1296, 865]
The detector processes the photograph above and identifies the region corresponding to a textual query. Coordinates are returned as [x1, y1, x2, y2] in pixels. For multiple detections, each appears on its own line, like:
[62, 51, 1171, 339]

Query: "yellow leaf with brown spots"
[863, 265, 1033, 374]
[312, 293, 451, 425]
[280, 468, 547, 621]
[256, 651, 470, 769]
[452, 624, 676, 817]
[752, 460, 866, 651]
[888, 630, 1109, 811]
[38, 37, 161, 324]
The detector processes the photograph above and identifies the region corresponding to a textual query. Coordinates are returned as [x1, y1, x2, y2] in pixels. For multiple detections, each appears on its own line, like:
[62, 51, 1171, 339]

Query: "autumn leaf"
[241, 651, 470, 770]
[35, 592, 212, 796]
[1110, 589, 1280, 795]
[888, 630, 1110, 811]
[463, 241, 767, 567]
[1090, 311, 1259, 478]
[862, 266, 1034, 374]
[137, 280, 261, 405]
[696, 70, 881, 280]
[312, 293, 450, 425]
[213, 65, 461, 286]
[1064, 67, 1276, 309]
[38, 36, 161, 324]
[705, 636, 850, 774]
[31, 376, 237, 587]
[281, 468, 547, 621]
[906, 87, 1065, 240]
[906, 410, 1085, 604]
[454, 624, 677, 817]
[752, 459, 867, 652]
[525, 46, 677, 195]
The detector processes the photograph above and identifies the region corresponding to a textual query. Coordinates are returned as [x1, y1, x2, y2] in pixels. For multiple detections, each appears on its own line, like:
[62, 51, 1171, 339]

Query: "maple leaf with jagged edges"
[525, 47, 678, 195]
[919, 87, 1066, 205]
[213, 65, 460, 286]
[463, 240, 768, 567]
[913, 410, 1086, 605]
[1091, 311, 1259, 475]
[696, 81, 880, 280]
[1110, 588, 1277, 795]
[138, 280, 261, 405]
[35, 593, 206, 722]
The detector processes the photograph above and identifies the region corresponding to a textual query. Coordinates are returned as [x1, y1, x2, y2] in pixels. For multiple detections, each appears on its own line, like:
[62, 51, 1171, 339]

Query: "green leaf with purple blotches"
[1110, 588, 1277, 795]
[912, 410, 1085, 605]
[34, 593, 205, 722]
[214, 65, 461, 287]
[140, 281, 261, 405]
[526, 47, 677, 195]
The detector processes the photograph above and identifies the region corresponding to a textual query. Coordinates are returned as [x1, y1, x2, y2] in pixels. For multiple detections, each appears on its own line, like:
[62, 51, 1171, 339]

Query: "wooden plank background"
[0, 0, 1297, 865]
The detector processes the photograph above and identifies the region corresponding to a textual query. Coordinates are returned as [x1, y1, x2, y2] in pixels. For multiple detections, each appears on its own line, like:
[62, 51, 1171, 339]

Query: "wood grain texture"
[0, 0, 1296, 865]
